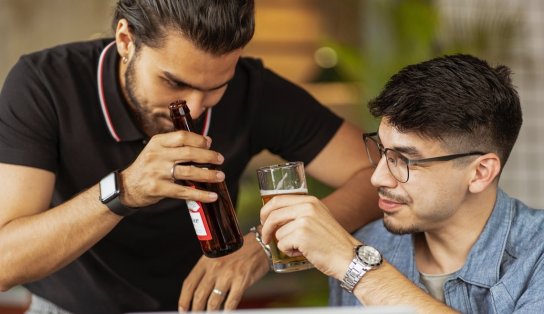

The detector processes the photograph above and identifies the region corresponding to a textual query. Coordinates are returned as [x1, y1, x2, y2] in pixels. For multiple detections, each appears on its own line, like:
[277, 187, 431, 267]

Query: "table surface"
[127, 306, 416, 314]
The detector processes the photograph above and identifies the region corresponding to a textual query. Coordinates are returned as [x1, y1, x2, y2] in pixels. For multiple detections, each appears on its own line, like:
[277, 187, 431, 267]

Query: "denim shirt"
[329, 189, 544, 313]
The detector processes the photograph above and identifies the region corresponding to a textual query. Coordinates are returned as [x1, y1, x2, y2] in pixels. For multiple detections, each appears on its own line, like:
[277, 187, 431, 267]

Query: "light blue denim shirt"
[329, 189, 544, 313]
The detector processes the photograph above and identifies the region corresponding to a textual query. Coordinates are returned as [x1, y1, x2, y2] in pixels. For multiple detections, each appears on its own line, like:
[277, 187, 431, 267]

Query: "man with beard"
[260, 54, 544, 313]
[0, 0, 380, 313]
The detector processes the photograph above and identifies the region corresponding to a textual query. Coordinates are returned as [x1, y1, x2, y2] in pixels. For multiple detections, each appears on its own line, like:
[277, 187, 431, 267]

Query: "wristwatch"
[99, 170, 137, 216]
[340, 244, 383, 293]
[250, 226, 273, 270]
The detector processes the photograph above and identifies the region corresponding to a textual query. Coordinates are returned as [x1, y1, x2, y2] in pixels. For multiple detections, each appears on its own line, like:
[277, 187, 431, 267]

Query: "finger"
[260, 194, 315, 226]
[206, 285, 229, 310]
[274, 217, 311, 257]
[154, 180, 218, 203]
[163, 146, 224, 166]
[171, 163, 225, 183]
[260, 196, 323, 243]
[190, 282, 215, 311]
[261, 208, 294, 244]
[179, 263, 206, 312]
[157, 130, 210, 149]
[223, 279, 245, 310]
[275, 228, 304, 257]
[260, 203, 307, 244]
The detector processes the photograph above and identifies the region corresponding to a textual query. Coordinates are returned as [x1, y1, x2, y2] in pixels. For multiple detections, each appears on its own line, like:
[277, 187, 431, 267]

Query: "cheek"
[131, 68, 159, 100]
[202, 89, 227, 108]
[408, 172, 465, 216]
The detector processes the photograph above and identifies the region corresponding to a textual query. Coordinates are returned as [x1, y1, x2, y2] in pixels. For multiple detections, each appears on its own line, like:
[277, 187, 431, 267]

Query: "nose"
[184, 91, 206, 118]
[370, 155, 398, 188]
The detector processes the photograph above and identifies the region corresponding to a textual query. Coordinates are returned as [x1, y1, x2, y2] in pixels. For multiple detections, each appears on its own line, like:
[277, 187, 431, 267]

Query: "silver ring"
[171, 163, 180, 181]
[212, 288, 224, 296]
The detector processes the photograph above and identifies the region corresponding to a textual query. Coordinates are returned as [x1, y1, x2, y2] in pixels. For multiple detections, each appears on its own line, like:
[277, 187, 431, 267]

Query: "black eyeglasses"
[362, 132, 486, 183]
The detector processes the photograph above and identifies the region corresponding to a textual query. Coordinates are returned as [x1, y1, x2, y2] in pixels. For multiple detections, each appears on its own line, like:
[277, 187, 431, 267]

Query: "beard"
[124, 58, 173, 135]
[378, 187, 422, 235]
[383, 218, 422, 235]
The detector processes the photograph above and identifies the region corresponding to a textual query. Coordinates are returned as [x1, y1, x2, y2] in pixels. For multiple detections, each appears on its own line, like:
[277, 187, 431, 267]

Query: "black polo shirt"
[0, 39, 342, 313]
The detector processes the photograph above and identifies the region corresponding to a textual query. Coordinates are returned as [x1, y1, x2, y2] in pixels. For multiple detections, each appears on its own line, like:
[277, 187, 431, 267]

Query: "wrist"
[340, 244, 383, 293]
[249, 225, 273, 270]
[117, 170, 134, 206]
[99, 170, 138, 216]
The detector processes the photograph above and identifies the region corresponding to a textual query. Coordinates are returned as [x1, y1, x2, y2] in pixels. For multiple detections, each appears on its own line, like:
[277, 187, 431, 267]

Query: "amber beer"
[261, 189, 308, 204]
[257, 161, 314, 272]
[261, 189, 309, 267]
[169, 100, 243, 258]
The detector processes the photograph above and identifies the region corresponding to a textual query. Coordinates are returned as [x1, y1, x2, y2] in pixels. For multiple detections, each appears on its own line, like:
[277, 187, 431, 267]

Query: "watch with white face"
[340, 244, 383, 293]
[99, 170, 137, 216]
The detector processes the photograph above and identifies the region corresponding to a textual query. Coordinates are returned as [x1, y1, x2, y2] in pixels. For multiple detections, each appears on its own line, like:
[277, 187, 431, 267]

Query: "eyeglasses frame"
[362, 132, 486, 183]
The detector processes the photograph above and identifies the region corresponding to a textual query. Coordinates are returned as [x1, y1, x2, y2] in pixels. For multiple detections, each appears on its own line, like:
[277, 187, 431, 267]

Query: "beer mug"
[256, 161, 314, 273]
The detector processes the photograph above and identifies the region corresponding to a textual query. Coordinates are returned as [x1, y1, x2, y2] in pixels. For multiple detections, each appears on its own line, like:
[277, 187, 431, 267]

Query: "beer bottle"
[168, 100, 243, 257]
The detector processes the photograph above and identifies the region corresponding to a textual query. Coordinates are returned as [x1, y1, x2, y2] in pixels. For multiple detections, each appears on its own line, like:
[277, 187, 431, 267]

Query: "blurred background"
[1, 0, 543, 313]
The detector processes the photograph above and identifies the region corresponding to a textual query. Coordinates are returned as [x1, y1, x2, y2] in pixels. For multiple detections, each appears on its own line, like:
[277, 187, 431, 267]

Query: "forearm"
[351, 261, 460, 313]
[0, 185, 122, 290]
[322, 167, 380, 232]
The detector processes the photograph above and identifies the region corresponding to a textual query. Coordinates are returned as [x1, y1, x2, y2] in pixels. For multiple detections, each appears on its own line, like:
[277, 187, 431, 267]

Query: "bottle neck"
[169, 101, 195, 132]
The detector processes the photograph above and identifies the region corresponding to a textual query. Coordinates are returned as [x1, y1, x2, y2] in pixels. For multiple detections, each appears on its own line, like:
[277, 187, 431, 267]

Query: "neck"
[415, 187, 498, 274]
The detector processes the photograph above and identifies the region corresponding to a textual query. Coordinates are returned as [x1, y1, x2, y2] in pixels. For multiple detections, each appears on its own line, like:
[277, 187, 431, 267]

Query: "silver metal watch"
[340, 244, 383, 293]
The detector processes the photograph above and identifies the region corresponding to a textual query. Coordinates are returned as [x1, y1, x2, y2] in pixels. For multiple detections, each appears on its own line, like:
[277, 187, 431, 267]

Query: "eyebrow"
[392, 145, 423, 158]
[376, 134, 423, 158]
[163, 71, 233, 92]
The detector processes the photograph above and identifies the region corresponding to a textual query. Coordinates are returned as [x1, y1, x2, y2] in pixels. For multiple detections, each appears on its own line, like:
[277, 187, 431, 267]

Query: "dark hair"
[368, 54, 522, 167]
[112, 0, 255, 54]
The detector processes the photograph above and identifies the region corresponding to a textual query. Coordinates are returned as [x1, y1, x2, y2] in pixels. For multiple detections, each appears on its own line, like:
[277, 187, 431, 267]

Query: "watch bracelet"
[340, 258, 367, 293]
[249, 226, 273, 270]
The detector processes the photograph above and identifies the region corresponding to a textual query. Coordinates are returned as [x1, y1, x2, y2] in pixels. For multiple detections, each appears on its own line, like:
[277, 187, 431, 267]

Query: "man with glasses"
[260, 54, 544, 312]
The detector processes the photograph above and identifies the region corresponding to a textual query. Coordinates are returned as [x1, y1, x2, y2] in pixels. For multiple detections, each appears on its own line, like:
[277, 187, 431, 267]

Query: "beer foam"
[260, 188, 308, 196]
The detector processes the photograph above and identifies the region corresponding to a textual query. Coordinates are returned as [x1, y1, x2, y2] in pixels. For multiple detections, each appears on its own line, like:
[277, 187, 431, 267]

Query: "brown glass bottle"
[169, 100, 243, 258]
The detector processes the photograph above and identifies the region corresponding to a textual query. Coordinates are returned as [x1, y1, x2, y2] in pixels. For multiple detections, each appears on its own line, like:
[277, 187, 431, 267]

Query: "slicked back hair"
[369, 54, 522, 168]
[112, 0, 255, 55]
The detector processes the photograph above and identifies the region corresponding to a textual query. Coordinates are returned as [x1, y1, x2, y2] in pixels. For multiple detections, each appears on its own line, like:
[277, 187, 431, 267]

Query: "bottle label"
[186, 199, 212, 240]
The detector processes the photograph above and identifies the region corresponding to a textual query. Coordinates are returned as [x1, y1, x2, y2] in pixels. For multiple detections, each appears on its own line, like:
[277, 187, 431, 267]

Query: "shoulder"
[236, 56, 314, 98]
[498, 193, 544, 283]
[19, 38, 111, 78]
[2, 38, 112, 110]
[505, 196, 544, 258]
[496, 196, 544, 311]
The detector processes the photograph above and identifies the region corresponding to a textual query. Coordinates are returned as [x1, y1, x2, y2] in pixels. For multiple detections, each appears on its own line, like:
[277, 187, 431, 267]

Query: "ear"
[115, 18, 134, 61]
[468, 153, 501, 193]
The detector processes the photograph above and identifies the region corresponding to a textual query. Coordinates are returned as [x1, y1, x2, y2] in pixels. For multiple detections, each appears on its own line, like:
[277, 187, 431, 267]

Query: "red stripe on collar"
[97, 41, 121, 142]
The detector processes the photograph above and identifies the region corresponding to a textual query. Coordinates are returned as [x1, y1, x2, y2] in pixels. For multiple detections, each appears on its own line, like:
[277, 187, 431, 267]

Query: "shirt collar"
[97, 41, 146, 142]
[455, 189, 513, 287]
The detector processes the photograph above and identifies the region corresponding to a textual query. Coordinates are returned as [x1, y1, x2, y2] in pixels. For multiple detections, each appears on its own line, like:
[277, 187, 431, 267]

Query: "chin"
[383, 219, 420, 235]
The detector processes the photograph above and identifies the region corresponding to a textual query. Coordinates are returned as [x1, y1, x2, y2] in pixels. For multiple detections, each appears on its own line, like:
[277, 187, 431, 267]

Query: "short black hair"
[112, 0, 255, 55]
[368, 54, 522, 167]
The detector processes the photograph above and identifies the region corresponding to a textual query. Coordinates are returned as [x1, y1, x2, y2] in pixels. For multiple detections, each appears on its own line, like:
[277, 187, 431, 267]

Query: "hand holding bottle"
[169, 100, 243, 258]
[119, 123, 225, 208]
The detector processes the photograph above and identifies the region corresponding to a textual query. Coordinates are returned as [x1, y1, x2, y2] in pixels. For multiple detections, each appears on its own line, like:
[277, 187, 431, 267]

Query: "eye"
[162, 77, 186, 89]
[165, 79, 180, 88]
[387, 156, 397, 166]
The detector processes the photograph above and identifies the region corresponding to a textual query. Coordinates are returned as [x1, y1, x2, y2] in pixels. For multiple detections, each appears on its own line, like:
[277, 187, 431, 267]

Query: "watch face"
[99, 172, 119, 203]
[357, 245, 383, 267]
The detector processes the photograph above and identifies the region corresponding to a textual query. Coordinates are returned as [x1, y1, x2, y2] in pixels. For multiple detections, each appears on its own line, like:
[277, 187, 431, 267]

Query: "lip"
[378, 197, 403, 214]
